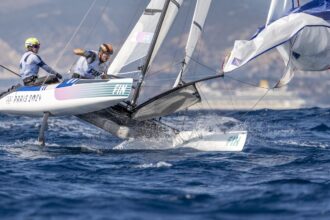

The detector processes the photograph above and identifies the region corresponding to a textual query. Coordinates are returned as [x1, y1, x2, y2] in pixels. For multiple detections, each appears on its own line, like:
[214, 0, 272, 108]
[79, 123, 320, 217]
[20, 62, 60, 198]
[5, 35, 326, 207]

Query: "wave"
[311, 123, 330, 132]
[134, 161, 172, 169]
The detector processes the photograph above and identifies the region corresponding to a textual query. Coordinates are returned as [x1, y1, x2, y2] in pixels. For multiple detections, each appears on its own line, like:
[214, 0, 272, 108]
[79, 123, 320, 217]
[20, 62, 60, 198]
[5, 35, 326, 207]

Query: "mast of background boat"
[173, 0, 212, 88]
[131, 0, 171, 106]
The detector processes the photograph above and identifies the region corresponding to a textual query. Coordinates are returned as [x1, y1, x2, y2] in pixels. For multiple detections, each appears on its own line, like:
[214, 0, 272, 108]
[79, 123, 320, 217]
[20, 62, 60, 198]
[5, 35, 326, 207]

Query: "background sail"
[266, 0, 299, 26]
[173, 0, 212, 87]
[223, 0, 330, 87]
[223, 13, 330, 72]
[107, 0, 165, 76]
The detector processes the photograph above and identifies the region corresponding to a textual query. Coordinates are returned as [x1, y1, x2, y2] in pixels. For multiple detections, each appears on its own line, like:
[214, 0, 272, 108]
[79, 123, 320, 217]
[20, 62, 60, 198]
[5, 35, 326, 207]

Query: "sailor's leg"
[38, 112, 50, 146]
[34, 75, 59, 86]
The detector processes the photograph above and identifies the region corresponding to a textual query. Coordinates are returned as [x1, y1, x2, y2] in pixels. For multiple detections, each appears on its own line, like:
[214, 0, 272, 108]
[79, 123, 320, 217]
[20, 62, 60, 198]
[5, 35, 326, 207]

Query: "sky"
[0, 0, 269, 75]
[0, 0, 329, 107]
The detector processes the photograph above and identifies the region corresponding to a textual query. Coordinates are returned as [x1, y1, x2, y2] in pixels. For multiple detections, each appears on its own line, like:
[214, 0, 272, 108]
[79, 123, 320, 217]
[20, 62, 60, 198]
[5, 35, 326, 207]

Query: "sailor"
[71, 43, 113, 79]
[19, 37, 63, 86]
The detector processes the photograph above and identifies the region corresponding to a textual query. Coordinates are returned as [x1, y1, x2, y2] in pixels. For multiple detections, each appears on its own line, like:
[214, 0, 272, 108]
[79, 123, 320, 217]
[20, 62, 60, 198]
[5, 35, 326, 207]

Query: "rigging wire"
[169, 0, 195, 80]
[187, 55, 270, 89]
[41, 0, 98, 86]
[181, 48, 279, 132]
[222, 74, 238, 111]
[54, 0, 98, 68]
[115, 1, 144, 58]
[82, 0, 111, 47]
[140, 0, 193, 98]
[66, 0, 111, 74]
[239, 36, 299, 130]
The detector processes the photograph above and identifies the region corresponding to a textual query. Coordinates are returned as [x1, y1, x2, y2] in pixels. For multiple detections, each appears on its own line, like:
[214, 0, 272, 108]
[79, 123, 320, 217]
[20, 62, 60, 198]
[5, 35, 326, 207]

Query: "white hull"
[173, 130, 247, 152]
[0, 78, 133, 116]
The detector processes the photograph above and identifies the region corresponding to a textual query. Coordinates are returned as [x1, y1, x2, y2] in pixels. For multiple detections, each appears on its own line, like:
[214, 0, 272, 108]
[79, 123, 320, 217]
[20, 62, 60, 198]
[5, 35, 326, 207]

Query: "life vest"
[73, 50, 109, 79]
[19, 51, 42, 80]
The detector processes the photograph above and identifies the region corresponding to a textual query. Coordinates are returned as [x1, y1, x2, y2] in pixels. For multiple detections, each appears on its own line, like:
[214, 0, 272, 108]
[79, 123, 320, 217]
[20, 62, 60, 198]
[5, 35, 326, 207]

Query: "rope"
[187, 55, 270, 89]
[181, 52, 279, 133]
[222, 74, 238, 111]
[238, 37, 300, 129]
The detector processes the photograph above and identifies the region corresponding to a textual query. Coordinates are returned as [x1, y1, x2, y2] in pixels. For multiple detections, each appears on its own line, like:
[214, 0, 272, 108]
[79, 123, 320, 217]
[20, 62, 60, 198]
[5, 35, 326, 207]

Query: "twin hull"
[0, 78, 133, 116]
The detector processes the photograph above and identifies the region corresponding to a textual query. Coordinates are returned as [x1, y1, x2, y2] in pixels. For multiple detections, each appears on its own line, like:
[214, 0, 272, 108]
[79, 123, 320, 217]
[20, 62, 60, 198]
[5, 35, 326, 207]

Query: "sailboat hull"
[173, 130, 247, 151]
[0, 78, 133, 117]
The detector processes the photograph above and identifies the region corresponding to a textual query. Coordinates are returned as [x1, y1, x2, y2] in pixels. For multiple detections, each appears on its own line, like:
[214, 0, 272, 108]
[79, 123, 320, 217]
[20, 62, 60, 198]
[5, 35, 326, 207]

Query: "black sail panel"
[132, 84, 201, 121]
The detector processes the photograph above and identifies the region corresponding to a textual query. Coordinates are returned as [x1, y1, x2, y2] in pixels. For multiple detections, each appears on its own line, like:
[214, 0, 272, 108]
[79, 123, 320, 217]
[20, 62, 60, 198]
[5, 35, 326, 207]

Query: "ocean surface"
[0, 108, 330, 220]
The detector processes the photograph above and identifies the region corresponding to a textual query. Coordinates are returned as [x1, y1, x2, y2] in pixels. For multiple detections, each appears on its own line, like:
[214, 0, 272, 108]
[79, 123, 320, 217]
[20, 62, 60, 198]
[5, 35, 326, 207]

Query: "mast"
[131, 0, 171, 106]
[173, 0, 212, 88]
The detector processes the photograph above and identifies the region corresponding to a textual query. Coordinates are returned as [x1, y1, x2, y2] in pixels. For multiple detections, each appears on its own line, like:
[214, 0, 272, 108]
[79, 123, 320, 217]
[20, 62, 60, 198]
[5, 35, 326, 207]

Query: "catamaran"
[0, 0, 248, 151]
[75, 0, 247, 151]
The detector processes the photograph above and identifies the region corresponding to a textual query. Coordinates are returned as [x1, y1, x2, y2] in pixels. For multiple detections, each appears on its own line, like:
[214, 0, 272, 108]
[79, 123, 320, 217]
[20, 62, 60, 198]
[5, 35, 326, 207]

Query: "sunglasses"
[33, 44, 40, 49]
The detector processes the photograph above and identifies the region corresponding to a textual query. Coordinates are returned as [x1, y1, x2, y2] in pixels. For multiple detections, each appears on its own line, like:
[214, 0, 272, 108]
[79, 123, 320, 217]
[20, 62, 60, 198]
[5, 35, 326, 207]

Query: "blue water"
[0, 108, 330, 220]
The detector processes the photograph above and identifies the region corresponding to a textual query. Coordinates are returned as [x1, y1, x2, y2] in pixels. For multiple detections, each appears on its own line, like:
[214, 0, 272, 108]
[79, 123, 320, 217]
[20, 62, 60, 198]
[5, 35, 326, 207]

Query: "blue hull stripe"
[16, 86, 42, 92]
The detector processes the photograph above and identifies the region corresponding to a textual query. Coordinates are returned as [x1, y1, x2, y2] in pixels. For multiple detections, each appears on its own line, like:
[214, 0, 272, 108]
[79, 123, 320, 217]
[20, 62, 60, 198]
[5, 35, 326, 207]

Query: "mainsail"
[223, 0, 330, 87]
[78, 0, 220, 138]
[108, 0, 183, 76]
[173, 0, 212, 87]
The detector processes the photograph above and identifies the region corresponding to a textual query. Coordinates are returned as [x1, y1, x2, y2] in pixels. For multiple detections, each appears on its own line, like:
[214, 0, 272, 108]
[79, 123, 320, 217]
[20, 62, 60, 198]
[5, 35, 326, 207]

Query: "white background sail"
[107, 0, 165, 76]
[266, 0, 296, 26]
[223, 13, 330, 74]
[174, 0, 212, 87]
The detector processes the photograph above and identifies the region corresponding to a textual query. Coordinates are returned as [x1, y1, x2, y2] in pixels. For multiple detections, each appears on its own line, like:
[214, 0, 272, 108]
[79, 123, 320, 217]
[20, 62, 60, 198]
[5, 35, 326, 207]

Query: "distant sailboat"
[223, 0, 330, 87]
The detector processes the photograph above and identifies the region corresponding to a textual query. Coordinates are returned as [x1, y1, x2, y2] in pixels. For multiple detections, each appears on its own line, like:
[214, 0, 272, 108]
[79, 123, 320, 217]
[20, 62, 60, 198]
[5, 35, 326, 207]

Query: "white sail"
[107, 0, 166, 76]
[147, 0, 184, 72]
[223, 13, 330, 74]
[274, 42, 295, 88]
[173, 0, 212, 87]
[266, 0, 296, 26]
[108, 0, 184, 76]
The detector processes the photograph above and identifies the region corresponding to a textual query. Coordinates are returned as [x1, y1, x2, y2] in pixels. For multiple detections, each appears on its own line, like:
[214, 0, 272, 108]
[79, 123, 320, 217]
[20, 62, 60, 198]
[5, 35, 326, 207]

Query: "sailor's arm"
[35, 55, 62, 79]
[73, 48, 94, 58]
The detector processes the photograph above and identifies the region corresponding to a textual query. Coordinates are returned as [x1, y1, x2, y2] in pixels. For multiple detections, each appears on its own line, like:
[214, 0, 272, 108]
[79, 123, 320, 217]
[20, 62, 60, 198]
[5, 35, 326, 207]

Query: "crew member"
[71, 43, 113, 79]
[19, 37, 62, 86]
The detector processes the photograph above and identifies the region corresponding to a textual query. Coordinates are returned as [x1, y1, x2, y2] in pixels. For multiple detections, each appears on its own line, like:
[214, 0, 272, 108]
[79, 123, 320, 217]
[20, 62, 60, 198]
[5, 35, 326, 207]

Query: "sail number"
[112, 84, 128, 95]
[226, 135, 241, 147]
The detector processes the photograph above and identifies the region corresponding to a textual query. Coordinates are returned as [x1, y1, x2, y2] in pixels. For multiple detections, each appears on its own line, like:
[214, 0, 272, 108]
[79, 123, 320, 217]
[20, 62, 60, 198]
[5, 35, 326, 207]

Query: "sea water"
[0, 108, 329, 220]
